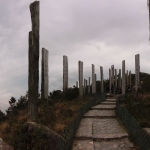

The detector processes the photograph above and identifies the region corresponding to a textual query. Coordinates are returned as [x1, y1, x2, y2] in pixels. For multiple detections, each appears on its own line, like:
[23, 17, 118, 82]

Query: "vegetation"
[0, 72, 150, 149]
[121, 72, 150, 128]
[0, 86, 92, 148]
[123, 93, 150, 128]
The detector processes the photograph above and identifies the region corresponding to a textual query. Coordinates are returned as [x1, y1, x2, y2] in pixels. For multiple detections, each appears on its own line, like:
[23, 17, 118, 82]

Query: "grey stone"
[72, 98, 138, 150]
[27, 122, 60, 150]
[143, 128, 150, 136]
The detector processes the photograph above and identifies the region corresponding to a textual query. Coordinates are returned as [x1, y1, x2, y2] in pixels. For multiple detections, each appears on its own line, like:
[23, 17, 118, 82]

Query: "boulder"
[26, 122, 61, 150]
[0, 138, 14, 150]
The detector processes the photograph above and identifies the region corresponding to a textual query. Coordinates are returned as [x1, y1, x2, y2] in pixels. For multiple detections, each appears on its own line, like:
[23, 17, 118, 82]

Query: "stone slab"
[75, 118, 93, 137]
[84, 110, 116, 118]
[106, 99, 116, 101]
[93, 118, 127, 136]
[99, 102, 116, 105]
[105, 100, 116, 102]
[72, 138, 137, 150]
[94, 138, 138, 150]
[93, 133, 128, 140]
[92, 105, 116, 110]
[72, 140, 94, 150]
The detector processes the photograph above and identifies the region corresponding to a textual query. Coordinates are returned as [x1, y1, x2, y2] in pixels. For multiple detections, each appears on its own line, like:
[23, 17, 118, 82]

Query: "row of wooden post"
[27, 1, 140, 121]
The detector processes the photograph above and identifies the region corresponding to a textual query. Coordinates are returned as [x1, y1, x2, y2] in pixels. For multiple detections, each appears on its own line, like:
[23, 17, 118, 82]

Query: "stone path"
[72, 96, 138, 150]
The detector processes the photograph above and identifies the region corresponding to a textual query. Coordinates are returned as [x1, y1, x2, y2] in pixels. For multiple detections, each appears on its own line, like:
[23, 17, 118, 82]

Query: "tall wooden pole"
[28, 1, 39, 121]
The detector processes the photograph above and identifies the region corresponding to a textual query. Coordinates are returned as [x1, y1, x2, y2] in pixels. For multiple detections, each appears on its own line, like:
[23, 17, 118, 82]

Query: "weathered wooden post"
[95, 74, 97, 93]
[109, 68, 111, 94]
[28, 1, 39, 121]
[135, 54, 140, 91]
[88, 77, 90, 94]
[84, 79, 86, 95]
[118, 69, 121, 88]
[76, 81, 78, 88]
[129, 71, 131, 87]
[126, 70, 128, 86]
[100, 66, 104, 93]
[63, 55, 68, 91]
[85, 79, 87, 94]
[115, 69, 117, 88]
[78, 61, 83, 97]
[41, 48, 49, 100]
[92, 64, 95, 94]
[28, 31, 32, 116]
[122, 60, 125, 94]
[111, 65, 114, 87]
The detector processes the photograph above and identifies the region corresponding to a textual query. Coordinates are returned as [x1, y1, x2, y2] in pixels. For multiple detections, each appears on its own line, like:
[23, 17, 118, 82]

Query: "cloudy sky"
[0, 0, 149, 112]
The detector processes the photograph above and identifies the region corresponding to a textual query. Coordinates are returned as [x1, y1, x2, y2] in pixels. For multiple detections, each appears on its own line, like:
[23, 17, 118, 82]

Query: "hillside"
[0, 72, 150, 148]
[0, 87, 93, 147]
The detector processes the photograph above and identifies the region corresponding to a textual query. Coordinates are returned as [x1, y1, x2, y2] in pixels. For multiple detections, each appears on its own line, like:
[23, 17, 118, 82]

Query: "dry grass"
[0, 122, 10, 133]
[54, 123, 66, 133]
[0, 96, 92, 144]
[125, 93, 150, 127]
[47, 96, 91, 133]
[18, 114, 28, 124]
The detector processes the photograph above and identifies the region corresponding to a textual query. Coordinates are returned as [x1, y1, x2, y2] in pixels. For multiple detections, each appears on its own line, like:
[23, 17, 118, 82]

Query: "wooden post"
[28, 1, 39, 121]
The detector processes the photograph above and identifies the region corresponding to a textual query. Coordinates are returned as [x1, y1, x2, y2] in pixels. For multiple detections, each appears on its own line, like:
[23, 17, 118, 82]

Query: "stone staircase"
[72, 95, 138, 150]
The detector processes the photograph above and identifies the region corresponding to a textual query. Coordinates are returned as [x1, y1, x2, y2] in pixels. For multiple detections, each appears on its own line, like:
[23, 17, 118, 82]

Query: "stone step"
[106, 99, 116, 102]
[84, 110, 116, 118]
[106, 94, 118, 99]
[92, 104, 116, 110]
[75, 118, 128, 140]
[72, 138, 137, 150]
[75, 133, 128, 141]
[84, 116, 116, 119]
[99, 102, 116, 105]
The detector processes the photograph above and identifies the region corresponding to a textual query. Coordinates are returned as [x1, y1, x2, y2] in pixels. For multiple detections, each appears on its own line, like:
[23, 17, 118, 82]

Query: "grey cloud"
[0, 0, 150, 112]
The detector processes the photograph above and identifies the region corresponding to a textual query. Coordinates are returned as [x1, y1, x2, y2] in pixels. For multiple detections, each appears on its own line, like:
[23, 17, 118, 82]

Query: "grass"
[124, 93, 150, 128]
[0, 96, 92, 145]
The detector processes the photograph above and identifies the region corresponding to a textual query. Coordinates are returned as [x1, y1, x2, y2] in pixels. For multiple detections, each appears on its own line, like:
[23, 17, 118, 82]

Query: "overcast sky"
[0, 0, 149, 112]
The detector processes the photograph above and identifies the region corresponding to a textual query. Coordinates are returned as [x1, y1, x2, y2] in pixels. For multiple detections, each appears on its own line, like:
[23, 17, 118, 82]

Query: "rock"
[143, 128, 150, 136]
[0, 138, 14, 150]
[27, 122, 61, 150]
